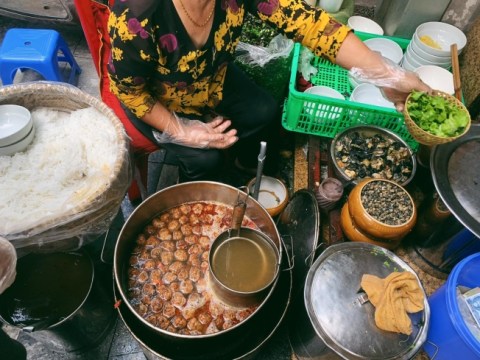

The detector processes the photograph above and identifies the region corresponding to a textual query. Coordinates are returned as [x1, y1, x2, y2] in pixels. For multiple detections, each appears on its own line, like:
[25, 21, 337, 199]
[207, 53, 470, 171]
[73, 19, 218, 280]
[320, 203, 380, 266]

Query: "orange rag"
[361, 271, 425, 335]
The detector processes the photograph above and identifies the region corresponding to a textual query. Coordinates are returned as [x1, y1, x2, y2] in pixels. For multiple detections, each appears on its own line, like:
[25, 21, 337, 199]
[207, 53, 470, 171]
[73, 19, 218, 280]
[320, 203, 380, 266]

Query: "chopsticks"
[451, 43, 462, 101]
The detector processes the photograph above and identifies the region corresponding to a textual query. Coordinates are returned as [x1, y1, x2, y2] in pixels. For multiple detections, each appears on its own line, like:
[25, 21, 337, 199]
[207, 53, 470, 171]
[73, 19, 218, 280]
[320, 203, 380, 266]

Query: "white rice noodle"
[0, 107, 119, 235]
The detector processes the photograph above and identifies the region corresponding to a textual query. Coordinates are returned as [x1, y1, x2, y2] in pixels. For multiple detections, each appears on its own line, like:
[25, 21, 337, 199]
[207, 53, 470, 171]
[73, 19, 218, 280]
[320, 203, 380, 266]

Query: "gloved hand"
[153, 113, 238, 149]
[349, 54, 432, 112]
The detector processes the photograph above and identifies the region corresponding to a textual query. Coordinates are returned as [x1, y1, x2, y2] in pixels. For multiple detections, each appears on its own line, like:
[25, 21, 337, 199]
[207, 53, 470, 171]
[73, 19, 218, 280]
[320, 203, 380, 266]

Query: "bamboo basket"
[403, 90, 471, 146]
[0, 82, 132, 254]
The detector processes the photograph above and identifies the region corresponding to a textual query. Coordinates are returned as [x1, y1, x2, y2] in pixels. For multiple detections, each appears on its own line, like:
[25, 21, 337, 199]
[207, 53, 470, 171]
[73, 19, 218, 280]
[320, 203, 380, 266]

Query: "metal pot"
[114, 181, 282, 347]
[209, 227, 280, 308]
[113, 238, 292, 359]
[0, 250, 115, 353]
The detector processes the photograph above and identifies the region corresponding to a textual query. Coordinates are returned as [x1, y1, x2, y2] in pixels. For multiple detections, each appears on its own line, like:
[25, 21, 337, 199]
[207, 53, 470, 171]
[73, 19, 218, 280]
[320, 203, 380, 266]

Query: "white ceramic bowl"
[350, 83, 395, 110]
[364, 38, 403, 64]
[347, 16, 384, 35]
[348, 73, 363, 89]
[403, 49, 429, 69]
[304, 85, 345, 119]
[408, 40, 452, 65]
[413, 22, 467, 57]
[414, 65, 454, 95]
[0, 124, 35, 156]
[401, 53, 420, 71]
[247, 176, 289, 217]
[0, 104, 32, 147]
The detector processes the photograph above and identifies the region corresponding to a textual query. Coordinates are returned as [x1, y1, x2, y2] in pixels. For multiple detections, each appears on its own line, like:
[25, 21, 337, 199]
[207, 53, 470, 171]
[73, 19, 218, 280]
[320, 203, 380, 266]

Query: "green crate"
[282, 32, 419, 150]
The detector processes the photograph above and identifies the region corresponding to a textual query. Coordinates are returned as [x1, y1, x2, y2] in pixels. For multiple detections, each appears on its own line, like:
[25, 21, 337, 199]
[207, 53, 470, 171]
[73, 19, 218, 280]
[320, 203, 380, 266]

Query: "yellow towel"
[361, 271, 425, 335]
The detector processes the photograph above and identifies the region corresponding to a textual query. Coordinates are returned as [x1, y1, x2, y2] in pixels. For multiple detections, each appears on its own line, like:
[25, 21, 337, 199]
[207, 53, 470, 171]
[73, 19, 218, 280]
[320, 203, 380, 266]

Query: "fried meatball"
[171, 291, 187, 308]
[150, 269, 163, 285]
[174, 249, 188, 262]
[160, 240, 176, 252]
[167, 219, 181, 232]
[177, 266, 190, 281]
[160, 251, 174, 266]
[142, 283, 156, 296]
[181, 224, 193, 236]
[157, 284, 172, 301]
[172, 230, 183, 241]
[163, 303, 176, 318]
[145, 236, 160, 248]
[184, 234, 198, 245]
[179, 279, 194, 295]
[162, 271, 177, 284]
[157, 228, 172, 241]
[198, 236, 210, 249]
[171, 315, 187, 329]
[180, 204, 191, 215]
[187, 318, 203, 332]
[168, 261, 184, 274]
[150, 297, 163, 313]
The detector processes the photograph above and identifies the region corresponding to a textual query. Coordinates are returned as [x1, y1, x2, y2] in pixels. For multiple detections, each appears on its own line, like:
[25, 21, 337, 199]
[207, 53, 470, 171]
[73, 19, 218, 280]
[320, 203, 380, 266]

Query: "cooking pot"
[209, 192, 281, 308]
[114, 181, 282, 348]
[0, 250, 115, 353]
[113, 238, 292, 360]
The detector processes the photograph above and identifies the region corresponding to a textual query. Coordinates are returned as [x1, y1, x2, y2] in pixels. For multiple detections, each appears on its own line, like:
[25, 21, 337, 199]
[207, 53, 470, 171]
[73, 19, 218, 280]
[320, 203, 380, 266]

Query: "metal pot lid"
[304, 242, 430, 360]
[431, 123, 480, 238]
[276, 189, 320, 298]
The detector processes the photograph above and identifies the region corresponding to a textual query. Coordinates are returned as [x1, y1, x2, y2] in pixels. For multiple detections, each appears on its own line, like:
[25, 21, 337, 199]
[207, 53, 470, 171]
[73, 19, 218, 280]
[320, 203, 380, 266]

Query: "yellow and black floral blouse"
[108, 0, 351, 118]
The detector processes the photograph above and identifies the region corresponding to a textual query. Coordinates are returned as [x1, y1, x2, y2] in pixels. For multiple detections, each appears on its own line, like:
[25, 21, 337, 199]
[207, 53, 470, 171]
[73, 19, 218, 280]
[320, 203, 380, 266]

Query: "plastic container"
[424, 253, 480, 360]
[282, 32, 418, 150]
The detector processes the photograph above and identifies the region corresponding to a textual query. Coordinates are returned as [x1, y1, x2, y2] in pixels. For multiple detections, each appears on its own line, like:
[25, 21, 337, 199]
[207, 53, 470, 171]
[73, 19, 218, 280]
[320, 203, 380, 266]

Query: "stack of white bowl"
[349, 83, 396, 110]
[402, 21, 467, 72]
[349, 37, 403, 90]
[0, 104, 35, 156]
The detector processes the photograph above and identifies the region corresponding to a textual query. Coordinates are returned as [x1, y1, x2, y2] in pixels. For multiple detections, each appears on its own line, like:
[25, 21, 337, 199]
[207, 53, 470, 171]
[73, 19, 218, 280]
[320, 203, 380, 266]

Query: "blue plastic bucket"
[424, 252, 480, 359]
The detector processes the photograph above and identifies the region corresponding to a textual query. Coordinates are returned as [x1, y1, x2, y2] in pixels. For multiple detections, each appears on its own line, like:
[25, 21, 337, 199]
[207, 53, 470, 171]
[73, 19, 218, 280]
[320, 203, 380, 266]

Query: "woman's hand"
[154, 113, 238, 149]
[336, 33, 432, 111]
[349, 55, 431, 112]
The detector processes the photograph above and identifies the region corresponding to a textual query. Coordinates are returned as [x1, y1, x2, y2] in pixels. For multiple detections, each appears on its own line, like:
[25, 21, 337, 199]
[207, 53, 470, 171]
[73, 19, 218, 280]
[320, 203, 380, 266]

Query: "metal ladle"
[252, 142, 267, 200]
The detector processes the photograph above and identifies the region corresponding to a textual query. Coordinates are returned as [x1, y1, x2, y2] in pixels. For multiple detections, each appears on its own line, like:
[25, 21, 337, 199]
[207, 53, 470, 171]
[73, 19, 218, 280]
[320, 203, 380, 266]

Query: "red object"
[296, 72, 313, 92]
[74, 0, 159, 202]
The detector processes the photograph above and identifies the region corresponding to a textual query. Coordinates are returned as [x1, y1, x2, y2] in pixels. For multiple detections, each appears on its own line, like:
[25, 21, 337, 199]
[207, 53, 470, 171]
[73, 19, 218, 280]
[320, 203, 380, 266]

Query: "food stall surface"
[3, 3, 474, 359]
[0, 14, 296, 360]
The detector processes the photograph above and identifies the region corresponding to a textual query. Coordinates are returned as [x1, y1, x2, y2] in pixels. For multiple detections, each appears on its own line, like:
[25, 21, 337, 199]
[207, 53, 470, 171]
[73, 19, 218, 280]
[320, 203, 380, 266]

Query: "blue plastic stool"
[0, 28, 82, 85]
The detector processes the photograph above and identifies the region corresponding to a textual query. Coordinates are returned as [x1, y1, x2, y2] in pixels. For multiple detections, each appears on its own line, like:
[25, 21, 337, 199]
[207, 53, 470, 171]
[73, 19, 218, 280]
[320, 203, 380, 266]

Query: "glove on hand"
[349, 53, 431, 111]
[153, 113, 238, 149]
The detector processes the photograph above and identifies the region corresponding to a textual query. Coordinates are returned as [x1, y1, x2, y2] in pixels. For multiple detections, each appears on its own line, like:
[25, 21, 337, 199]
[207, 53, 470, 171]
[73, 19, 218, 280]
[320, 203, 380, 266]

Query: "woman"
[108, 0, 429, 181]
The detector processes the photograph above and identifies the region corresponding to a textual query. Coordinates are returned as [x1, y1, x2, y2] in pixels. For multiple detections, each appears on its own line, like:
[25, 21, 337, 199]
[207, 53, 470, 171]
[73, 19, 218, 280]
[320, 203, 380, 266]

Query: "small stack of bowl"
[401, 21, 467, 71]
[0, 104, 34, 156]
[340, 178, 417, 250]
[349, 37, 403, 91]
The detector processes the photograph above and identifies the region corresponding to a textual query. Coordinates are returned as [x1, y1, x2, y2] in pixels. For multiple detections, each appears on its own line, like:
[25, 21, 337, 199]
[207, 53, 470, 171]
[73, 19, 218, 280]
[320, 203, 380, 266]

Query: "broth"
[212, 236, 277, 292]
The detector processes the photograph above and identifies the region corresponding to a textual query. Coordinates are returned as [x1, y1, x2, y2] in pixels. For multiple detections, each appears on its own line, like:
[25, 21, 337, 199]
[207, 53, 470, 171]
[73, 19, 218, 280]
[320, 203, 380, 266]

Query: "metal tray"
[431, 123, 480, 238]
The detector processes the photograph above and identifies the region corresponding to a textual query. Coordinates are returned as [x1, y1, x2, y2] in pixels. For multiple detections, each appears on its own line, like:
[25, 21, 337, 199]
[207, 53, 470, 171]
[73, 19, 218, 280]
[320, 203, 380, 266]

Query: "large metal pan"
[114, 181, 282, 351]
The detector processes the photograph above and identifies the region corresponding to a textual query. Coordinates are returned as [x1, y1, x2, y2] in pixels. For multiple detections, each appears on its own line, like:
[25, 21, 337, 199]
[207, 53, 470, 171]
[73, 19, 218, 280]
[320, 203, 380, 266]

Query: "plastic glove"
[153, 113, 238, 149]
[349, 54, 431, 112]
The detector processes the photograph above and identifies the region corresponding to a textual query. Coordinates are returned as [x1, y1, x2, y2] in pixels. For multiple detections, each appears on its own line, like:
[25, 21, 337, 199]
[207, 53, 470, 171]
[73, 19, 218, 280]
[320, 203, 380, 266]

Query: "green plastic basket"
[282, 32, 419, 150]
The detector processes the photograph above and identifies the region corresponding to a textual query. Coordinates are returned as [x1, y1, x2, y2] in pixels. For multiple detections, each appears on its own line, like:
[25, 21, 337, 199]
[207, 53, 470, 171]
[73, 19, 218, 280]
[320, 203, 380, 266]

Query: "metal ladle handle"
[232, 191, 248, 237]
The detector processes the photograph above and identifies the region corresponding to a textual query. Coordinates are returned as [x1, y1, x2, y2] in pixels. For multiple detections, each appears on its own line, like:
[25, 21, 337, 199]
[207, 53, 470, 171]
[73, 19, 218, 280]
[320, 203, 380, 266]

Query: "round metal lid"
[304, 242, 430, 360]
[431, 123, 480, 238]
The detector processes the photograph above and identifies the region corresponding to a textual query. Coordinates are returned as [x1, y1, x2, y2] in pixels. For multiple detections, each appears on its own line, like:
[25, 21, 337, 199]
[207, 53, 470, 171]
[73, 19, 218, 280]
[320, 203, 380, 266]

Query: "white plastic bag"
[236, 34, 294, 67]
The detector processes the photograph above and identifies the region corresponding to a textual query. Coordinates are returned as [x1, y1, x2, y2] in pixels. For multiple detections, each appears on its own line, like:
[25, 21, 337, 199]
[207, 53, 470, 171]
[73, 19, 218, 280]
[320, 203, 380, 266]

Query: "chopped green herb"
[407, 91, 469, 138]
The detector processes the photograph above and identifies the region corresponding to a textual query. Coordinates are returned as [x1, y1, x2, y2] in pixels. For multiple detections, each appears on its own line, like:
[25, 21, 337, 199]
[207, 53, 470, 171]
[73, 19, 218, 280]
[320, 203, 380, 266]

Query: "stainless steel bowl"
[330, 125, 417, 187]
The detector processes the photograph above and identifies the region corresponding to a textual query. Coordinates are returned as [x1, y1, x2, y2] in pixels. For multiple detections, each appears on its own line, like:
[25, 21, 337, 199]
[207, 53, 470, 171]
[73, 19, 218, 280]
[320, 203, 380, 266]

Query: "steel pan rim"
[430, 123, 480, 238]
[114, 181, 282, 340]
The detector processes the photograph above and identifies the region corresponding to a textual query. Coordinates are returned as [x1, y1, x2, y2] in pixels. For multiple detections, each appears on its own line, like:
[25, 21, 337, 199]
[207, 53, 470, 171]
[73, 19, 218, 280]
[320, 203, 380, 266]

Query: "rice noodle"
[0, 107, 119, 235]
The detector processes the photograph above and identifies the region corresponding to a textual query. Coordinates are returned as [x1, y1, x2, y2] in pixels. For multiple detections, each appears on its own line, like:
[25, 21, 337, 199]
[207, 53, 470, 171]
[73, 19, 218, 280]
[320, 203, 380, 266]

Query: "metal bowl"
[330, 125, 417, 187]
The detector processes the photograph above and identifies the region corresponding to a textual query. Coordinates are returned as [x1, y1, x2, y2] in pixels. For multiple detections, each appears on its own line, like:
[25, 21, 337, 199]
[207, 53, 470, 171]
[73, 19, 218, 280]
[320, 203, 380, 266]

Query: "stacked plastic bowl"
[402, 21, 467, 71]
[0, 104, 34, 156]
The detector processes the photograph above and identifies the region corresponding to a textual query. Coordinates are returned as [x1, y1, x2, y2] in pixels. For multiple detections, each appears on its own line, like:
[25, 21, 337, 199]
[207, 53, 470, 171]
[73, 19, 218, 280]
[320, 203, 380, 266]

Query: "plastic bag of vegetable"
[235, 34, 294, 102]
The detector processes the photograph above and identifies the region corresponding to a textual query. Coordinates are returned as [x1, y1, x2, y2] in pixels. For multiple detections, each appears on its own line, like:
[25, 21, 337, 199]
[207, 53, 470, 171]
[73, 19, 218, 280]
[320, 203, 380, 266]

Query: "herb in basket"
[406, 91, 469, 138]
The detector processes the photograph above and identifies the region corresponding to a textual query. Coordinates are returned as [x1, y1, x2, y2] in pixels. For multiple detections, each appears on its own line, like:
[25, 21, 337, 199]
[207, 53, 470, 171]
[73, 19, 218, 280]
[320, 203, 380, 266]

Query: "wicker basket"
[404, 90, 471, 146]
[0, 82, 132, 254]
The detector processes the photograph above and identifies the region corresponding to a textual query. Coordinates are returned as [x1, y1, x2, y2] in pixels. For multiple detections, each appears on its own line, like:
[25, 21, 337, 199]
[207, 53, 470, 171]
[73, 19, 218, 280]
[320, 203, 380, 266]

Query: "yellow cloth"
[361, 271, 425, 335]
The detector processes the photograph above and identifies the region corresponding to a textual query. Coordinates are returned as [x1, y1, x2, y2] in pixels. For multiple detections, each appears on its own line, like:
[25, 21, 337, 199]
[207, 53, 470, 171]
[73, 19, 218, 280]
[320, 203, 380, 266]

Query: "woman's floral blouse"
[108, 0, 351, 118]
